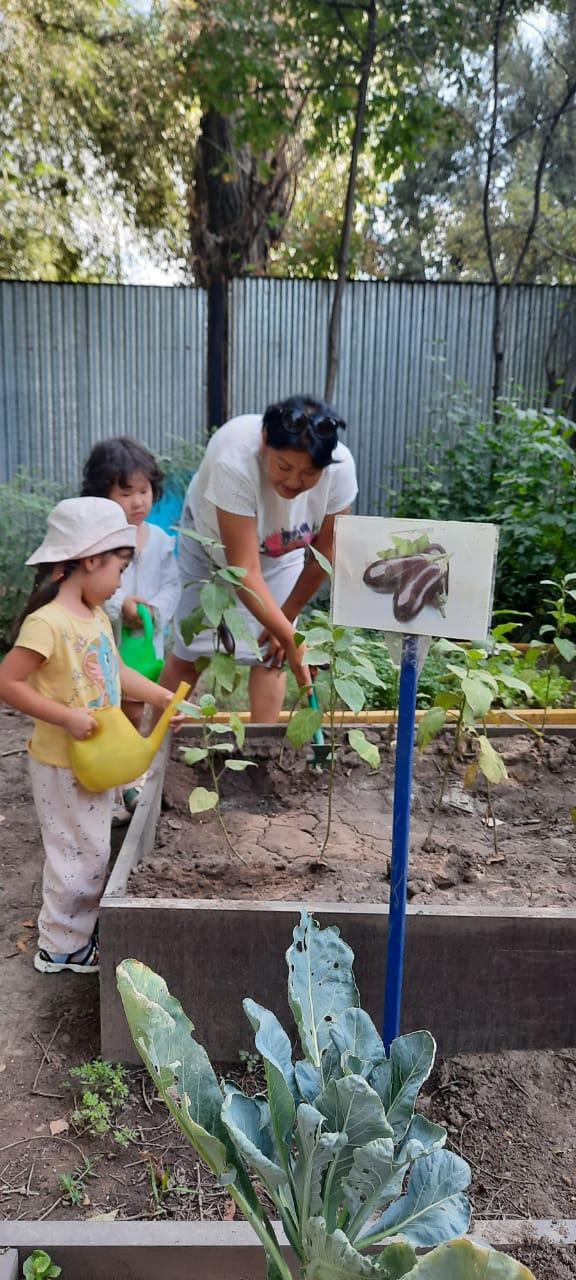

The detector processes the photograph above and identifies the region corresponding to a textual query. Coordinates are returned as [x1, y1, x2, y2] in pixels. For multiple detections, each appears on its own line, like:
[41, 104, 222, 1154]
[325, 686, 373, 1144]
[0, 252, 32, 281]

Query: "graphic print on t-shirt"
[261, 521, 318, 557]
[84, 634, 120, 707]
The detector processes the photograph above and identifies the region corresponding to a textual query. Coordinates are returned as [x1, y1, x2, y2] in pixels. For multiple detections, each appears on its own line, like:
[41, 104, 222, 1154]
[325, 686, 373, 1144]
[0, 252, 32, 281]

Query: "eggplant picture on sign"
[332, 517, 499, 641]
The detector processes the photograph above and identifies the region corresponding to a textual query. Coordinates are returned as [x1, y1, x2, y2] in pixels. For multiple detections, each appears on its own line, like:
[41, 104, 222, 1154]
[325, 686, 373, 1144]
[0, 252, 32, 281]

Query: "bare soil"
[130, 730, 576, 906]
[0, 708, 574, 1255]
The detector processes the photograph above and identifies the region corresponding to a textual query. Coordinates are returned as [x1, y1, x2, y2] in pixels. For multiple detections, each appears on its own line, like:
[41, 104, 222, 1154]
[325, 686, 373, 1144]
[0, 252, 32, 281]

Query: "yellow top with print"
[15, 601, 121, 768]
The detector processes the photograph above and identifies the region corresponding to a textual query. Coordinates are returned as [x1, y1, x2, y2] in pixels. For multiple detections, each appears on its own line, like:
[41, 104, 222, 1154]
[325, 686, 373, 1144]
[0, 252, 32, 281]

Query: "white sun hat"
[26, 497, 138, 566]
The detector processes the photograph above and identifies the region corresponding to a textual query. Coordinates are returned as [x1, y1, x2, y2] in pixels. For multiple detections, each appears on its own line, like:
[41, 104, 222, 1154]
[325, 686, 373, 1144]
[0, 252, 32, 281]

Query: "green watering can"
[120, 603, 163, 682]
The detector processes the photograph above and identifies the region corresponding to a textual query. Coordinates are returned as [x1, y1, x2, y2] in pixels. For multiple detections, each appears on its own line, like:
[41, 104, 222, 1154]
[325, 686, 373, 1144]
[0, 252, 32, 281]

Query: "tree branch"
[482, 0, 508, 289]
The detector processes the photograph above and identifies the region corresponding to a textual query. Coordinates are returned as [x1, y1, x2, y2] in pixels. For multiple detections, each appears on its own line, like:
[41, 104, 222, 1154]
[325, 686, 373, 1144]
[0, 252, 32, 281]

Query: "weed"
[59, 1155, 100, 1207]
[68, 1058, 135, 1145]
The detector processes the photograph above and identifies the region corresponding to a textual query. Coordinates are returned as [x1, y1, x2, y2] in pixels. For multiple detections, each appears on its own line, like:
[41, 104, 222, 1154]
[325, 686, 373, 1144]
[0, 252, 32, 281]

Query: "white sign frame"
[331, 517, 499, 642]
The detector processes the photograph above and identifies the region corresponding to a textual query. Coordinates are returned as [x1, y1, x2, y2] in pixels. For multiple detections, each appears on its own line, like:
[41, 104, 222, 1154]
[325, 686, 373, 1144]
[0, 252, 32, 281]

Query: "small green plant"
[69, 1058, 134, 1143]
[238, 1047, 260, 1075]
[58, 1156, 100, 1207]
[0, 471, 67, 652]
[416, 634, 535, 849]
[180, 697, 255, 862]
[22, 1251, 61, 1279]
[536, 572, 576, 727]
[117, 911, 534, 1280]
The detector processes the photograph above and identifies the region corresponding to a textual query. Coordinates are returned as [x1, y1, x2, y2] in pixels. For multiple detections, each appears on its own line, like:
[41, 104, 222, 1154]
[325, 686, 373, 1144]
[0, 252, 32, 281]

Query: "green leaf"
[396, 1113, 446, 1164]
[292, 1104, 347, 1218]
[189, 787, 219, 813]
[348, 730, 380, 769]
[329, 1009, 386, 1070]
[342, 1137, 404, 1233]
[376, 1242, 418, 1278]
[221, 1090, 287, 1189]
[224, 607, 262, 658]
[177, 526, 225, 551]
[554, 636, 576, 662]
[417, 707, 446, 750]
[183, 747, 209, 765]
[243, 1000, 297, 1158]
[316, 1076, 394, 1218]
[303, 626, 334, 647]
[334, 676, 365, 714]
[309, 545, 333, 576]
[229, 711, 246, 748]
[397, 1238, 535, 1278]
[216, 565, 248, 583]
[303, 1216, 382, 1277]
[286, 707, 323, 748]
[369, 1031, 436, 1141]
[200, 581, 231, 628]
[224, 759, 257, 770]
[461, 674, 494, 718]
[305, 648, 332, 666]
[477, 736, 507, 785]
[287, 911, 359, 1069]
[116, 961, 229, 1175]
[199, 693, 218, 717]
[210, 651, 238, 692]
[180, 605, 207, 645]
[360, 1149, 471, 1247]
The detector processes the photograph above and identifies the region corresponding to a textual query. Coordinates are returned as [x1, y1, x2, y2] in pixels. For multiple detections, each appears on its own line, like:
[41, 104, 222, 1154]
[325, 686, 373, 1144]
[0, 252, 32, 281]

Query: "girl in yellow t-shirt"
[0, 497, 180, 975]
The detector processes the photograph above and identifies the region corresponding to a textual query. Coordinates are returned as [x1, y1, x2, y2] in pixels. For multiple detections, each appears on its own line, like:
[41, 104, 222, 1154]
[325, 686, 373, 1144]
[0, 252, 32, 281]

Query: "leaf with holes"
[287, 911, 358, 1068]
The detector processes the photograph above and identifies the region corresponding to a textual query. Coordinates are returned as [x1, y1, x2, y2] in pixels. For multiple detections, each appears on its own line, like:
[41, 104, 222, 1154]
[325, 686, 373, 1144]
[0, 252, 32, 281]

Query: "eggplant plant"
[179, 695, 254, 863]
[117, 911, 533, 1280]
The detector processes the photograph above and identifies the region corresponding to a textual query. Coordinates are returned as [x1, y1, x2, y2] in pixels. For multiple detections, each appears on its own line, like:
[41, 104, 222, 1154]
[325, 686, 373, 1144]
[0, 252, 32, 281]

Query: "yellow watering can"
[67, 681, 190, 793]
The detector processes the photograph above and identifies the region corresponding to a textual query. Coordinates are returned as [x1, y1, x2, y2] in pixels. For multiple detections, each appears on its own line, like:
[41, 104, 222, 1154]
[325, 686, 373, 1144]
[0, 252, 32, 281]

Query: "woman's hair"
[13, 560, 80, 638]
[262, 395, 346, 470]
[81, 437, 164, 503]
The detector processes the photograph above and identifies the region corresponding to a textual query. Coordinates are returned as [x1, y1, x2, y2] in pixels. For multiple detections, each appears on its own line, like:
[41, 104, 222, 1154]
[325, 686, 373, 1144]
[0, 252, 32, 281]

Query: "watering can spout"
[68, 680, 190, 793]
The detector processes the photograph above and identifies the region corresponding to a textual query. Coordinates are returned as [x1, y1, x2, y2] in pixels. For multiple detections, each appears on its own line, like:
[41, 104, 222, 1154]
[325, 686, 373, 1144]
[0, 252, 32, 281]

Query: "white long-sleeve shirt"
[106, 523, 180, 658]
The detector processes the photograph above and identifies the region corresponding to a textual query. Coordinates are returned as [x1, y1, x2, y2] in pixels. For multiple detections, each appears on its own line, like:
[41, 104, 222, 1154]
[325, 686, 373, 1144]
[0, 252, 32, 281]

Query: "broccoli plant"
[118, 911, 534, 1280]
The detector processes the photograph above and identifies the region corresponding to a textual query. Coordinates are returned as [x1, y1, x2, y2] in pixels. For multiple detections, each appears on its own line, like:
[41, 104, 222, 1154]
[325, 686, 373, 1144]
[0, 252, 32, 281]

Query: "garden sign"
[332, 517, 499, 1049]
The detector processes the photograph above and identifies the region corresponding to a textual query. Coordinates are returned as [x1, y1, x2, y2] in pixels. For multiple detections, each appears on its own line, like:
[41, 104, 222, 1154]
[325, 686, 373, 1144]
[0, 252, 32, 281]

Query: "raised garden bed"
[1, 1218, 575, 1280]
[100, 727, 576, 1063]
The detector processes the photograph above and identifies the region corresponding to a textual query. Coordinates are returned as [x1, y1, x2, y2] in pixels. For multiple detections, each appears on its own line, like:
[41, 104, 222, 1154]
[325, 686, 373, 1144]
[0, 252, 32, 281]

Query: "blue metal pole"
[383, 633, 419, 1053]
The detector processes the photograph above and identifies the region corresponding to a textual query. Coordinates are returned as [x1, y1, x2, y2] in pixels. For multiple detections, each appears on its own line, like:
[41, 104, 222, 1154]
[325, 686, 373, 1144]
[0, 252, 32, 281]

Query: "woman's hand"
[258, 628, 286, 669]
[65, 708, 98, 740]
[285, 637, 312, 690]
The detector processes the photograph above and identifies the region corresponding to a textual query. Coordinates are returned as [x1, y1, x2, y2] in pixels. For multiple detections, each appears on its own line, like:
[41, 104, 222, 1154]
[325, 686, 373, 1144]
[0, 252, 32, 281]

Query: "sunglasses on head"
[279, 407, 345, 441]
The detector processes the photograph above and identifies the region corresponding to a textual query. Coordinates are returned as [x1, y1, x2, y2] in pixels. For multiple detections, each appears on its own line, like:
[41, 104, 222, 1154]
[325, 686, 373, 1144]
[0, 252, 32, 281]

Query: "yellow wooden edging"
[211, 706, 576, 727]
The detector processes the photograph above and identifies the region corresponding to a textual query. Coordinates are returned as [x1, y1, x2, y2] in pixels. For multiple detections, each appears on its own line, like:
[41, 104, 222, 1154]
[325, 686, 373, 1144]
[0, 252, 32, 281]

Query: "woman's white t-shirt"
[186, 415, 358, 566]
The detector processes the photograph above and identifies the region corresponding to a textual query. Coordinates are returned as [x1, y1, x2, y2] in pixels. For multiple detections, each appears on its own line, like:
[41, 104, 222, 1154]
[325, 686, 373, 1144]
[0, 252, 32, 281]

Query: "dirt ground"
[130, 729, 576, 906]
[0, 706, 575, 1268]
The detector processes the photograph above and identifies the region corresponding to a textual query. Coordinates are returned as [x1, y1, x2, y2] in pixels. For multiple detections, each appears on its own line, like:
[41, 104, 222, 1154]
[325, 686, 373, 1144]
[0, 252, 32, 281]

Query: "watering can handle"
[136, 603, 155, 640]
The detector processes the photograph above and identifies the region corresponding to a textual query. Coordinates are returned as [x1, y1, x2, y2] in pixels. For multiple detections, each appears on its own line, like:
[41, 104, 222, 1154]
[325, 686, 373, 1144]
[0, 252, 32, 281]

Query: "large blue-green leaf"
[303, 1216, 382, 1278]
[396, 1114, 446, 1164]
[316, 1076, 394, 1224]
[359, 1150, 471, 1248]
[330, 1010, 386, 1072]
[221, 1091, 287, 1190]
[397, 1238, 535, 1278]
[369, 1032, 436, 1140]
[243, 999, 297, 1158]
[296, 1060, 324, 1103]
[293, 1104, 348, 1218]
[117, 960, 228, 1174]
[342, 1137, 404, 1238]
[287, 912, 359, 1069]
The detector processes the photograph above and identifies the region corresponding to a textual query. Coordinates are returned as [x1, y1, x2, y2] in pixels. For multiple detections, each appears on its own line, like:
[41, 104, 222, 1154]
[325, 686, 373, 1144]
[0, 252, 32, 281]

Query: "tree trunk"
[324, 0, 378, 402]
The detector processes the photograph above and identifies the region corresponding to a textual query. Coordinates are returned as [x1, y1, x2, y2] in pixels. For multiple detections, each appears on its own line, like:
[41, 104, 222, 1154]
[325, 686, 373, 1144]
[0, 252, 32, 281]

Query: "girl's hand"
[65, 708, 98, 740]
[151, 685, 186, 732]
[122, 597, 153, 628]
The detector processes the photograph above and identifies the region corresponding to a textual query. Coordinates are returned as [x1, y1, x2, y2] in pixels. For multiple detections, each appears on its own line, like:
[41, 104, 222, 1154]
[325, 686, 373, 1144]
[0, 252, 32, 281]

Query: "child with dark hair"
[0, 498, 181, 974]
[160, 395, 357, 722]
[82, 439, 180, 795]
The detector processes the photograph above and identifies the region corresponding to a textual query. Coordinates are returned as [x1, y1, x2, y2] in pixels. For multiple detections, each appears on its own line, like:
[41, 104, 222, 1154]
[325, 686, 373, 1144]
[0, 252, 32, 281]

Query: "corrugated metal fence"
[1, 278, 575, 506]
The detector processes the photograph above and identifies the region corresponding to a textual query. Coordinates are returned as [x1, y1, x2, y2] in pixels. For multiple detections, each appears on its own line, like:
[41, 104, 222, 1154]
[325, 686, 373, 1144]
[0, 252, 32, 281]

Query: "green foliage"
[180, 699, 254, 860]
[69, 1058, 134, 1143]
[117, 911, 534, 1280]
[58, 1155, 100, 1206]
[22, 1252, 61, 1280]
[0, 471, 67, 652]
[387, 401, 576, 633]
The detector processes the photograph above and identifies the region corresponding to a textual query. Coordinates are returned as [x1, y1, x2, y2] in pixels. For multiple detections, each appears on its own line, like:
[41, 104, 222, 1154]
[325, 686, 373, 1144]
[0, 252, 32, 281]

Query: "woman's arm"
[281, 509, 349, 622]
[216, 509, 309, 683]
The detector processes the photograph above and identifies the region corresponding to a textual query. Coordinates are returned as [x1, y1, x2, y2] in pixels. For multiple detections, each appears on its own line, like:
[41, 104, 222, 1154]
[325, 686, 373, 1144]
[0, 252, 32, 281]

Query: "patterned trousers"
[28, 758, 112, 956]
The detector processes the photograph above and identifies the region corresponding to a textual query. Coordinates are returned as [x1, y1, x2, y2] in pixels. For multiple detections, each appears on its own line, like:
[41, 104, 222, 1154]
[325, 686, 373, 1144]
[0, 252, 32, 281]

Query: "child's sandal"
[33, 937, 99, 975]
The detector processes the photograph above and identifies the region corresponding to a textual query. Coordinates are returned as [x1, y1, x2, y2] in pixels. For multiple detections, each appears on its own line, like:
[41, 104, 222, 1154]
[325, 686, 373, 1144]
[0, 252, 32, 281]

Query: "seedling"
[58, 1155, 100, 1207]
[118, 911, 534, 1280]
[22, 1251, 61, 1279]
[180, 697, 255, 863]
[536, 572, 576, 728]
